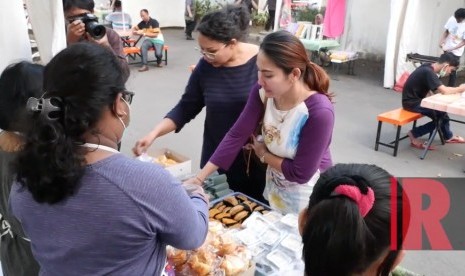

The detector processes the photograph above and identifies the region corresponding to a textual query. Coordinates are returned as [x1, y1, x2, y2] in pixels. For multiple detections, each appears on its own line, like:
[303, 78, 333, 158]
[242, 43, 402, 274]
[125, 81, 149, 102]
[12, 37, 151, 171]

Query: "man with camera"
[63, 0, 129, 80]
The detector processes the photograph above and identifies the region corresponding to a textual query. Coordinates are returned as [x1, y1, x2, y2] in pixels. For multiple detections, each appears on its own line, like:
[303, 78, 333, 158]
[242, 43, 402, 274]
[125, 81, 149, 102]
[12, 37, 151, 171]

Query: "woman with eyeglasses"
[10, 43, 208, 275]
[133, 5, 268, 203]
[188, 31, 335, 214]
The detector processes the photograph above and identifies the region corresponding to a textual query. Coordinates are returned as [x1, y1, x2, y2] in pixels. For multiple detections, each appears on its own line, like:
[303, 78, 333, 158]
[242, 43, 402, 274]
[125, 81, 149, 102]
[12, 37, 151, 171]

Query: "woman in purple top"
[189, 31, 335, 214]
[10, 43, 208, 276]
[133, 5, 268, 202]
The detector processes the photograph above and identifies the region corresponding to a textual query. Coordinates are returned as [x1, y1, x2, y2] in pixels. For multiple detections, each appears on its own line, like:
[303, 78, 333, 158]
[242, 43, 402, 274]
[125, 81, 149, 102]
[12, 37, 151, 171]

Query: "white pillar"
[25, 0, 67, 64]
[0, 0, 31, 71]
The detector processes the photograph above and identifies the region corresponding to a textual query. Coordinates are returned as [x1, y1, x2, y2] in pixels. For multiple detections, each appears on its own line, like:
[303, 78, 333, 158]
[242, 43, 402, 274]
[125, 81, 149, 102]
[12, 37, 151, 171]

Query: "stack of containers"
[229, 211, 305, 275]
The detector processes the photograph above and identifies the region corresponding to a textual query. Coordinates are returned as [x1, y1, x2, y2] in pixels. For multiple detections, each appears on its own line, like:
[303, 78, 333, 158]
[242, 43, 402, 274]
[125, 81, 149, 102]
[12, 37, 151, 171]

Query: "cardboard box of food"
[147, 148, 192, 178]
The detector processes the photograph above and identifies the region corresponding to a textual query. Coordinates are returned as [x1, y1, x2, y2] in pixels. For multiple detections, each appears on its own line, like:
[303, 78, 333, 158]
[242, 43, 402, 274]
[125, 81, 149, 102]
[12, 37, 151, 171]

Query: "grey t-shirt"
[10, 154, 208, 276]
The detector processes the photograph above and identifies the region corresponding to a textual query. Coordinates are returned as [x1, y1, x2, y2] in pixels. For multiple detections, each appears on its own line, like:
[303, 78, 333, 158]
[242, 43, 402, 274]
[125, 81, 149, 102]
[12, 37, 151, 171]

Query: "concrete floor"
[121, 28, 465, 276]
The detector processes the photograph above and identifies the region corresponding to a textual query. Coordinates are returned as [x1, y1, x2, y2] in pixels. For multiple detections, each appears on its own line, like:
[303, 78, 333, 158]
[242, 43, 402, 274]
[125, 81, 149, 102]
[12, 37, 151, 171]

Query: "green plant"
[251, 11, 269, 27]
[194, 0, 221, 21]
[294, 6, 326, 23]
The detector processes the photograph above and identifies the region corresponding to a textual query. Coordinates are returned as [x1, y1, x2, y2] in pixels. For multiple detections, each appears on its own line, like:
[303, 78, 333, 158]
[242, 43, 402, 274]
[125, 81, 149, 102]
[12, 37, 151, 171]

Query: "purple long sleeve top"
[10, 154, 208, 276]
[210, 83, 334, 184]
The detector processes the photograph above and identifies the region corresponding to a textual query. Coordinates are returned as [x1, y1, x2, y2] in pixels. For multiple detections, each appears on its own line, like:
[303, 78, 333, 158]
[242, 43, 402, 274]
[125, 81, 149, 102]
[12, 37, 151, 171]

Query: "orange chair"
[374, 108, 423, 156]
[123, 45, 169, 65]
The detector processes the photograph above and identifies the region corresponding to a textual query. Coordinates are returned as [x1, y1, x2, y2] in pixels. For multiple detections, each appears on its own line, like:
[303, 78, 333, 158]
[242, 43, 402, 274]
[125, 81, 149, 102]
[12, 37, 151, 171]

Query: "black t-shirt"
[402, 63, 442, 109]
[137, 18, 159, 30]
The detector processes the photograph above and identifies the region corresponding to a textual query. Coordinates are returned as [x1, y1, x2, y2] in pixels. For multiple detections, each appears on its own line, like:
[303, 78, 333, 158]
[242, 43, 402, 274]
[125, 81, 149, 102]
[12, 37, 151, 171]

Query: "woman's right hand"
[132, 132, 157, 156]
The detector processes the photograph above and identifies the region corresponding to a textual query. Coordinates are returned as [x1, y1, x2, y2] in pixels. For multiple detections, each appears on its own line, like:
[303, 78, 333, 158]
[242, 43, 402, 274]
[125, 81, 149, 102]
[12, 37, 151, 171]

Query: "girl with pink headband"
[298, 163, 408, 276]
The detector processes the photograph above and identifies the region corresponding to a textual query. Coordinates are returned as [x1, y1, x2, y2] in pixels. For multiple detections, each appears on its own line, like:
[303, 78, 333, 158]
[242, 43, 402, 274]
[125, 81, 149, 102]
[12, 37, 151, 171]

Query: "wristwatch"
[259, 152, 266, 163]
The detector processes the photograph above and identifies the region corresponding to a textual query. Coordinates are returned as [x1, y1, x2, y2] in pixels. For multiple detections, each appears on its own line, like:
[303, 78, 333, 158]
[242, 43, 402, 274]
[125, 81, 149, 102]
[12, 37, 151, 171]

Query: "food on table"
[209, 193, 271, 227]
[153, 154, 178, 167]
[167, 222, 252, 275]
[220, 254, 249, 275]
[266, 249, 293, 269]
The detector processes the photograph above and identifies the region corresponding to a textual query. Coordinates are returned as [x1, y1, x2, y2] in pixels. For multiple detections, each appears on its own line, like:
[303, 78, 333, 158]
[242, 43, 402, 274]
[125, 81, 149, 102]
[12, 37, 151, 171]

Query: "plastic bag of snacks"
[167, 221, 253, 276]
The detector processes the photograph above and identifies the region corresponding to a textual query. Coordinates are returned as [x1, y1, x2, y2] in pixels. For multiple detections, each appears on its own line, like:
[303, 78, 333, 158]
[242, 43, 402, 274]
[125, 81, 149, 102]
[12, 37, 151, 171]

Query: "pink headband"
[333, 185, 375, 217]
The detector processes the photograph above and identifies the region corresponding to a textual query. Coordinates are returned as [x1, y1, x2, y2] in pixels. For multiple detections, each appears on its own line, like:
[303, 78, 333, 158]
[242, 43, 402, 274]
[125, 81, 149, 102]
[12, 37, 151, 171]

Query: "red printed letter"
[402, 178, 452, 250]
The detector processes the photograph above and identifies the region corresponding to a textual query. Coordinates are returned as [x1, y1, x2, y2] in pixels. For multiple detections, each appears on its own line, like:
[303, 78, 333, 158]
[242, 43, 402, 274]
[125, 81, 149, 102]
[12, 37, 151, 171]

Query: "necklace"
[79, 143, 119, 154]
[277, 109, 291, 123]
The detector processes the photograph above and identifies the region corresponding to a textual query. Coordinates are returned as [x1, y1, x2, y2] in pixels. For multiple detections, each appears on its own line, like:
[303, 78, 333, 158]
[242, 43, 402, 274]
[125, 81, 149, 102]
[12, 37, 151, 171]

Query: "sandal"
[410, 142, 436, 150]
[446, 135, 465, 143]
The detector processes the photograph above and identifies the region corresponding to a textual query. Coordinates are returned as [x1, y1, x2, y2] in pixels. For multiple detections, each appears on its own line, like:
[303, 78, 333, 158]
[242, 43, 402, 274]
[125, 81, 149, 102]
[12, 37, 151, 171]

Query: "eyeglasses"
[195, 44, 227, 60]
[122, 90, 135, 104]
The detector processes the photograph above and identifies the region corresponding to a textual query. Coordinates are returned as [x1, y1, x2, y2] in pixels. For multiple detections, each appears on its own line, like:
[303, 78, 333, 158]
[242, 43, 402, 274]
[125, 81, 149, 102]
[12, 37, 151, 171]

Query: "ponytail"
[305, 61, 334, 102]
[15, 115, 85, 204]
[302, 198, 372, 275]
[260, 31, 335, 102]
[14, 43, 125, 204]
[302, 164, 405, 276]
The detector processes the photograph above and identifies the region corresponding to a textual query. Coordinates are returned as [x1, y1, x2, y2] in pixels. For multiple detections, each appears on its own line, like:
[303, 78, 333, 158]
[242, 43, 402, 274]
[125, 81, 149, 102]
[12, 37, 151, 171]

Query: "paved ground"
[121, 28, 465, 275]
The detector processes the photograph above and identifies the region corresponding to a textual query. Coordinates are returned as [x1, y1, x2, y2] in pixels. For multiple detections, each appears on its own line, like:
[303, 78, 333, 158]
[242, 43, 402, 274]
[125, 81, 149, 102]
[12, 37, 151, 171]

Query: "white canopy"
[0, 0, 32, 71]
[384, 0, 465, 88]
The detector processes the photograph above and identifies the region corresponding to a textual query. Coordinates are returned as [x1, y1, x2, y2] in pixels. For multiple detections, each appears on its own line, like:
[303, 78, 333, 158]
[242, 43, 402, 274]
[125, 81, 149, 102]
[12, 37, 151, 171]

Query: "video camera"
[69, 13, 106, 39]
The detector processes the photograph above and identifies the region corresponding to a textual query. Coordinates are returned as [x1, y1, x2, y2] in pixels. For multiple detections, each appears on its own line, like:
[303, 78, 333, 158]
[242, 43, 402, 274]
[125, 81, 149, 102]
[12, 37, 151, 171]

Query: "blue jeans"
[407, 105, 453, 140]
[140, 39, 163, 65]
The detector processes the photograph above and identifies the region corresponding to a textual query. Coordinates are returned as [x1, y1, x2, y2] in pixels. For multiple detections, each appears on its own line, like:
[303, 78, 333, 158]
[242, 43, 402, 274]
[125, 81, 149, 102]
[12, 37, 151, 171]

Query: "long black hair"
[196, 4, 250, 43]
[302, 163, 407, 276]
[14, 43, 126, 204]
[0, 61, 44, 132]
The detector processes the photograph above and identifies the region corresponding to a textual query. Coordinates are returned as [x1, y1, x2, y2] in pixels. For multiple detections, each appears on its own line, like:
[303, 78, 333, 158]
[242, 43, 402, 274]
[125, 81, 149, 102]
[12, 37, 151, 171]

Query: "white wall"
[339, 0, 390, 59]
[121, 0, 266, 28]
[123, 0, 185, 27]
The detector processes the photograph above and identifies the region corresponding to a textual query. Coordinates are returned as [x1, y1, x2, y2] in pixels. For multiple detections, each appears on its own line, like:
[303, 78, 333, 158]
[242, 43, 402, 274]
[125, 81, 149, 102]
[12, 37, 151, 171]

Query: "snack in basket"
[153, 154, 178, 167]
[209, 193, 271, 227]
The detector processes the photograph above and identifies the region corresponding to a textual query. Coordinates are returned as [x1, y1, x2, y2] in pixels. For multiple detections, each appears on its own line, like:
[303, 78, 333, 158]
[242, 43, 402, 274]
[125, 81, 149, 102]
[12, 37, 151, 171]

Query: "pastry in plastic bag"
[167, 246, 188, 267]
[220, 254, 248, 276]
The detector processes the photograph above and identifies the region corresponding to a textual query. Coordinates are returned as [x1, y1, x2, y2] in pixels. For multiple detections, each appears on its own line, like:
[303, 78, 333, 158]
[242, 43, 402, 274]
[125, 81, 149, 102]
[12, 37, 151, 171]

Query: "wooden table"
[420, 93, 465, 161]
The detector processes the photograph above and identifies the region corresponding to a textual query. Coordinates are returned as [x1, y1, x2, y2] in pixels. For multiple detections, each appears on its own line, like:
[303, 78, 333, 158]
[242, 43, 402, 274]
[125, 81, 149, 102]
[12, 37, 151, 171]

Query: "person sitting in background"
[0, 61, 42, 276]
[10, 43, 208, 275]
[298, 163, 407, 276]
[186, 30, 335, 214]
[314, 13, 323, 25]
[63, 0, 129, 80]
[132, 9, 164, 71]
[403, 52, 465, 148]
[105, 0, 132, 30]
